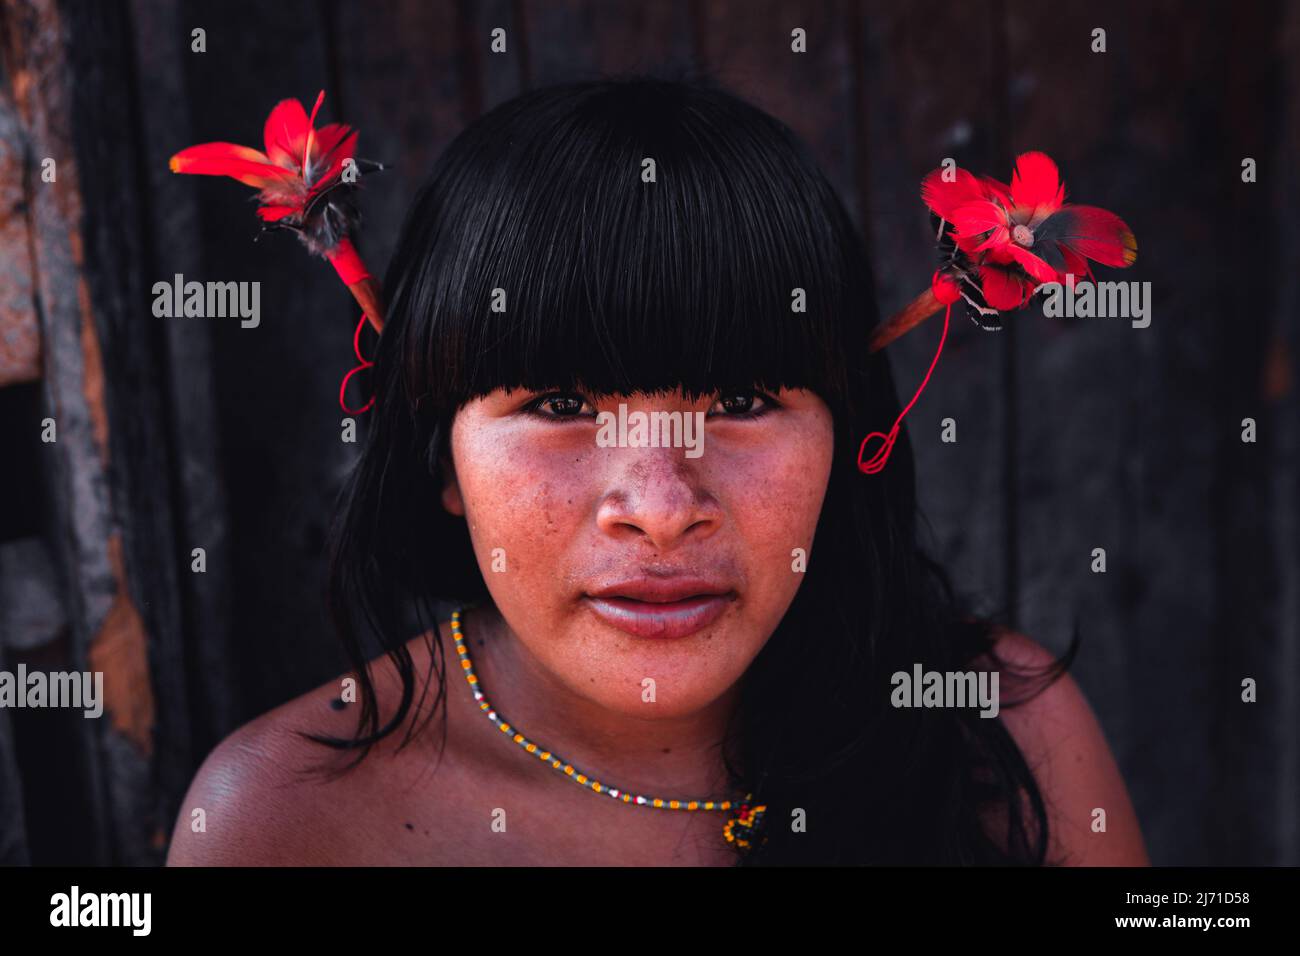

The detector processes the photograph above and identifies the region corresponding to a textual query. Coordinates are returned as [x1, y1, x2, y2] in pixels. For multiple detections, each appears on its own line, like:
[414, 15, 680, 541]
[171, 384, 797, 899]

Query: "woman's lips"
[582, 592, 734, 639]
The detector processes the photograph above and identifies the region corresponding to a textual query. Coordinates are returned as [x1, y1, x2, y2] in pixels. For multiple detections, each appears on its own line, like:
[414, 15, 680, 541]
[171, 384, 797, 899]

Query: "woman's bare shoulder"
[982, 629, 1149, 866]
[165, 629, 449, 866]
[163, 674, 364, 865]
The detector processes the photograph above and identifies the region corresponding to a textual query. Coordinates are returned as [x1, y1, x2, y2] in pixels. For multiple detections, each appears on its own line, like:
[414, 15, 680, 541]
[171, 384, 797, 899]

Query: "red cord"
[338, 310, 375, 414]
[857, 302, 951, 474]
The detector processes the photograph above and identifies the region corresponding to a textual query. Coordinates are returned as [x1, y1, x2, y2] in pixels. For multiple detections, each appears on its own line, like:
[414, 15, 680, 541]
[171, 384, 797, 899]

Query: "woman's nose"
[594, 448, 722, 551]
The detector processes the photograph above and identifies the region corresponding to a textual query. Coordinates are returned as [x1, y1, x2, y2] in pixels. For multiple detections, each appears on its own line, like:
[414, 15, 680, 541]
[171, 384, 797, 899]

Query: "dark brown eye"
[526, 392, 594, 419]
[708, 390, 778, 418]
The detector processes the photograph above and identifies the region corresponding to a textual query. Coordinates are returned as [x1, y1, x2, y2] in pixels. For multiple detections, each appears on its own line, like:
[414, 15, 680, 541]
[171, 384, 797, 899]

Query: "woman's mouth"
[582, 580, 735, 639]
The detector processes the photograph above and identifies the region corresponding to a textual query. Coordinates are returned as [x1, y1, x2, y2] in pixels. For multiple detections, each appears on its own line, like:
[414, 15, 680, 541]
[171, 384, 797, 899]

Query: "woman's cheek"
[458, 427, 592, 583]
[722, 416, 831, 531]
[717, 420, 831, 608]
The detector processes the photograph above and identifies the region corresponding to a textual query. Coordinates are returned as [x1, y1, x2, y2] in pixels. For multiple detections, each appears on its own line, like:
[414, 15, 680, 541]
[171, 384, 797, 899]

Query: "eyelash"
[521, 390, 781, 421]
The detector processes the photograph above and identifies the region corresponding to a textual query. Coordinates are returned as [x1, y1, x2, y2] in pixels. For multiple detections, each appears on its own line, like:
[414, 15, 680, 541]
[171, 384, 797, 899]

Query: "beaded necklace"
[449, 607, 767, 853]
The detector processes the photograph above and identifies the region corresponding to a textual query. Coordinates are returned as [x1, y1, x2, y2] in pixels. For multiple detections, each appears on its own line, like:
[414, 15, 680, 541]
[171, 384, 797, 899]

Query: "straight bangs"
[381, 77, 875, 423]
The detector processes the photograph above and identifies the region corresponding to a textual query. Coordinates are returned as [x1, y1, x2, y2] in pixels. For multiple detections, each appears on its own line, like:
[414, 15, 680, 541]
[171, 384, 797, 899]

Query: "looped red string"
[857, 302, 952, 474]
[338, 310, 376, 415]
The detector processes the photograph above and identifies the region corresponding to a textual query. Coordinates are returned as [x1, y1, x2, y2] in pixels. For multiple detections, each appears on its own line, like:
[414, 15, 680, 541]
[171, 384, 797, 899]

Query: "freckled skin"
[442, 388, 834, 720]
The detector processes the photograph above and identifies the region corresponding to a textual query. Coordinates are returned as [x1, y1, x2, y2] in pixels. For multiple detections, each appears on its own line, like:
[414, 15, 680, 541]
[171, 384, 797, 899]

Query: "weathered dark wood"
[522, 0, 694, 86]
[697, 0, 858, 225]
[0, 700, 28, 863]
[1203, 0, 1294, 866]
[331, 0, 466, 282]
[173, 0, 353, 719]
[1003, 0, 1297, 865]
[65, 0, 204, 862]
[3, 0, 150, 863]
[0, 84, 39, 387]
[1273, 0, 1300, 867]
[856, 0, 1010, 622]
[129, 0, 237, 775]
[1004, 0, 1219, 864]
[475, 0, 530, 109]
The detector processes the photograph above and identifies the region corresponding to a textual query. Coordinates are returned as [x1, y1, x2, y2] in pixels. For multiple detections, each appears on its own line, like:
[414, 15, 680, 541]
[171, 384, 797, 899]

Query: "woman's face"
[442, 386, 834, 718]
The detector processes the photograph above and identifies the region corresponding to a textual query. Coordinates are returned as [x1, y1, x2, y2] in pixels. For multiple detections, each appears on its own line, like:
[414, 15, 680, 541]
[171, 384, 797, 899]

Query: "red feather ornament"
[860, 151, 1137, 474]
[169, 90, 385, 412]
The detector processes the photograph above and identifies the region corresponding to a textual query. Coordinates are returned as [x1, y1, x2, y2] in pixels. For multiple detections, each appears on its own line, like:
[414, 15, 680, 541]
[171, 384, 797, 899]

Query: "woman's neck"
[448, 602, 743, 802]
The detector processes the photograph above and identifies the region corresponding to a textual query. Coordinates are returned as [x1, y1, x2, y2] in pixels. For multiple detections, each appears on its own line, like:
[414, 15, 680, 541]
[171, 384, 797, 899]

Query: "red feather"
[1010, 150, 1066, 217]
[169, 90, 389, 413]
[1043, 205, 1138, 268]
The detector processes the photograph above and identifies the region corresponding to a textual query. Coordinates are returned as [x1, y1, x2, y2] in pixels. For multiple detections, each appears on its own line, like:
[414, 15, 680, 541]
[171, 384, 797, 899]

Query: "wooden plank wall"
[0, 0, 1295, 865]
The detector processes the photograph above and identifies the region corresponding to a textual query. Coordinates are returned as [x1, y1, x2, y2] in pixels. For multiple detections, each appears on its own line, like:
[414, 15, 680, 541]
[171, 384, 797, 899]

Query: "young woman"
[167, 75, 1147, 866]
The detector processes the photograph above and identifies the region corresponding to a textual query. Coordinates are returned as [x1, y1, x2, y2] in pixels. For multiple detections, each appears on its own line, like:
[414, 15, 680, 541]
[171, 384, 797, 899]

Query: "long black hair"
[316, 73, 1074, 865]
